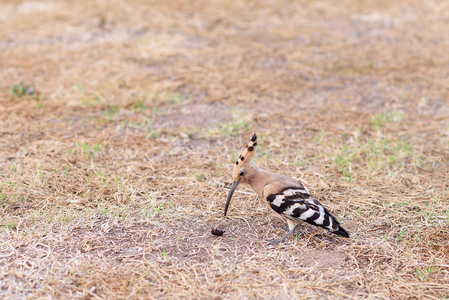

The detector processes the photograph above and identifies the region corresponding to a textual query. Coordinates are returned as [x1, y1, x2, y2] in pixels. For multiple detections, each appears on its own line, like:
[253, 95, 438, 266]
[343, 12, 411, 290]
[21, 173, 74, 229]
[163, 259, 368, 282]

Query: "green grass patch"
[4, 222, 18, 230]
[207, 107, 251, 138]
[372, 111, 405, 131]
[331, 134, 415, 179]
[103, 105, 120, 120]
[11, 81, 36, 97]
[415, 266, 437, 282]
[76, 84, 103, 107]
[317, 111, 420, 180]
[77, 141, 104, 157]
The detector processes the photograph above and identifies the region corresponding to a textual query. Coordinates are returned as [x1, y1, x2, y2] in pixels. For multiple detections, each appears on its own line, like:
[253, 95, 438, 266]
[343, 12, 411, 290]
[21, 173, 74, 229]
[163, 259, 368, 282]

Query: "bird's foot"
[266, 239, 281, 245]
[266, 239, 290, 245]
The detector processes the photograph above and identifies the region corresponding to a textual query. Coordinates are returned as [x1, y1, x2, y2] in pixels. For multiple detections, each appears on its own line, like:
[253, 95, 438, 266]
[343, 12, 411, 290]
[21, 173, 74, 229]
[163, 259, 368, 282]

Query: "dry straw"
[1, 0, 448, 298]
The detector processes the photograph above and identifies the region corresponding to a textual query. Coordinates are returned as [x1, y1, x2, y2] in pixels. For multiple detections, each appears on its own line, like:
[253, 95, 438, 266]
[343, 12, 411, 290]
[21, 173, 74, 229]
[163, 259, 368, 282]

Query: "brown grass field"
[1, 0, 449, 299]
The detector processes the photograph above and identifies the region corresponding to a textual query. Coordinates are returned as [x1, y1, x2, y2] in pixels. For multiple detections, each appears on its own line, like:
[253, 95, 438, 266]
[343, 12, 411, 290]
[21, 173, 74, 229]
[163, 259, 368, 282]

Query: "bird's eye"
[239, 171, 245, 176]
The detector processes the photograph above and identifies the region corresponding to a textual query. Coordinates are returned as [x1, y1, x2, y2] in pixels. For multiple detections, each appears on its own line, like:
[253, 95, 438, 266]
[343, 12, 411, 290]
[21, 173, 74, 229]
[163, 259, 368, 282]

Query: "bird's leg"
[278, 224, 289, 232]
[280, 225, 300, 243]
[267, 224, 300, 245]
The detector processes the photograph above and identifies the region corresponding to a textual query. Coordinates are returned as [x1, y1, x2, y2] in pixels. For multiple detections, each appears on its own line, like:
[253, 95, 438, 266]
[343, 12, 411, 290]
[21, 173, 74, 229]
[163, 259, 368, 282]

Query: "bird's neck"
[247, 164, 274, 199]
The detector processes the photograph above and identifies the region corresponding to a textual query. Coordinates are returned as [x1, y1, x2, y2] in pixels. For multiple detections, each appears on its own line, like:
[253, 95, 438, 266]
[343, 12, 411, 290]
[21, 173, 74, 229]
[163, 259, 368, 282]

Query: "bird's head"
[224, 133, 258, 216]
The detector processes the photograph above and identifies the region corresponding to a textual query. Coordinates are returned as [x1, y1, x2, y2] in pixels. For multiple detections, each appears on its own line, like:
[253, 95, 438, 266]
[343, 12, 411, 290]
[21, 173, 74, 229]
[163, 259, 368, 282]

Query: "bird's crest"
[235, 133, 257, 166]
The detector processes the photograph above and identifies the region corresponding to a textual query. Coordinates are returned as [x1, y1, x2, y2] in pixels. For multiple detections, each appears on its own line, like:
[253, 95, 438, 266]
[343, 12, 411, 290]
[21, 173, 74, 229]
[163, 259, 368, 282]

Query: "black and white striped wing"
[266, 186, 349, 237]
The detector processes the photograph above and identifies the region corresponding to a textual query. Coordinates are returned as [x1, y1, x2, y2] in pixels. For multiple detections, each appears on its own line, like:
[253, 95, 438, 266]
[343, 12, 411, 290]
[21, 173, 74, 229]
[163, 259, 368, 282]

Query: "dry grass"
[1, 0, 449, 298]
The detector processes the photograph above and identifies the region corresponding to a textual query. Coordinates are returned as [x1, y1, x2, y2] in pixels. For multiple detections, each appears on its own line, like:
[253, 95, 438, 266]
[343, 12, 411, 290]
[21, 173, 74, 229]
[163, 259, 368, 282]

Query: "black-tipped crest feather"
[251, 133, 257, 142]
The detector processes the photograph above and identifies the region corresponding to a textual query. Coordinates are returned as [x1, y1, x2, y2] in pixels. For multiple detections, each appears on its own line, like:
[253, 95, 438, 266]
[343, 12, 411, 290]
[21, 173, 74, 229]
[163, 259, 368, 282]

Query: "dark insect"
[211, 228, 225, 236]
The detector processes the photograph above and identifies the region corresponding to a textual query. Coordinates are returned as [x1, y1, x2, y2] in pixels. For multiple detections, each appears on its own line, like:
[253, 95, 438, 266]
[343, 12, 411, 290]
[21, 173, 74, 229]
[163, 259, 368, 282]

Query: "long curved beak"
[224, 180, 241, 216]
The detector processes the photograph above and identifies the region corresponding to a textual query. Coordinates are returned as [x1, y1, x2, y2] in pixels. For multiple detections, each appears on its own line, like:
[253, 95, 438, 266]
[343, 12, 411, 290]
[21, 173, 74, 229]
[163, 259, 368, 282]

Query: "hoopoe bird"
[224, 133, 349, 244]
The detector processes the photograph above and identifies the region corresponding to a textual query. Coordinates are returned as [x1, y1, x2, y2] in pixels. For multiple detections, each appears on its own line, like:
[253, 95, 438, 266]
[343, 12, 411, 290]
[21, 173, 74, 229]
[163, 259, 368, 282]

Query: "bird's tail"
[332, 225, 349, 238]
